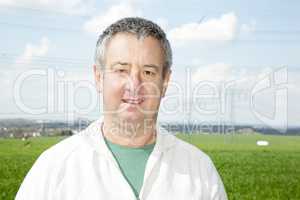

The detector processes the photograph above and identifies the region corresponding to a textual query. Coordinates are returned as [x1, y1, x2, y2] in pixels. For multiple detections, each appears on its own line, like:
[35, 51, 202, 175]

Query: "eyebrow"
[110, 62, 160, 70]
[143, 64, 160, 71]
[110, 61, 130, 67]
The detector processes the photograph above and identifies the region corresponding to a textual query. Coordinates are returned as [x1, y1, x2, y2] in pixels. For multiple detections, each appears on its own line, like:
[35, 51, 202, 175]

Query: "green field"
[1, 134, 300, 200]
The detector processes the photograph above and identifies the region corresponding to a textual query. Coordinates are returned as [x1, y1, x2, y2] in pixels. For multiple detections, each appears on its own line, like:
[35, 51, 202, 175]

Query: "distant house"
[32, 132, 41, 137]
[21, 132, 41, 138]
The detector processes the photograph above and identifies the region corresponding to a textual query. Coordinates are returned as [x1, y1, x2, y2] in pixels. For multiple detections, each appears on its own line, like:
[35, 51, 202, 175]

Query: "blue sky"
[0, 0, 299, 129]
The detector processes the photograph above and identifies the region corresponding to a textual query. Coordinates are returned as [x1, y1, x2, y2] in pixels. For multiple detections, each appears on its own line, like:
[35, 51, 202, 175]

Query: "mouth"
[121, 97, 145, 105]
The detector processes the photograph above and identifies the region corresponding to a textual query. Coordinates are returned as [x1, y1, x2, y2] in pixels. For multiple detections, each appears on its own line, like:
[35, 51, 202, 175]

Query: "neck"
[102, 117, 157, 147]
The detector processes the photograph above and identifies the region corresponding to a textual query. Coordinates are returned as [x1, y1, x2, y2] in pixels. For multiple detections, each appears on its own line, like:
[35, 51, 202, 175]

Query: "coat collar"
[80, 117, 177, 158]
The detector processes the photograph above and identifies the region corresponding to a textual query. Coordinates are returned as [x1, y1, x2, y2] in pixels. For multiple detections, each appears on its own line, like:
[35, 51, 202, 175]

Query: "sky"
[0, 0, 299, 129]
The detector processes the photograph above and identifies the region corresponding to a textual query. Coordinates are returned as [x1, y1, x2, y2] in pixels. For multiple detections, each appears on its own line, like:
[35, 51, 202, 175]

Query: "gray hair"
[94, 17, 172, 76]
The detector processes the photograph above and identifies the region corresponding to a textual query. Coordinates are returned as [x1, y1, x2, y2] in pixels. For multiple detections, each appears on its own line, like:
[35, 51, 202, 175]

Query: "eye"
[113, 67, 129, 74]
[116, 69, 128, 73]
[143, 70, 155, 77]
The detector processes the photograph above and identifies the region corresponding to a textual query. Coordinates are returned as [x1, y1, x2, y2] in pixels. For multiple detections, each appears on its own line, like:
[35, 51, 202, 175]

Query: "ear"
[161, 69, 171, 97]
[93, 64, 102, 93]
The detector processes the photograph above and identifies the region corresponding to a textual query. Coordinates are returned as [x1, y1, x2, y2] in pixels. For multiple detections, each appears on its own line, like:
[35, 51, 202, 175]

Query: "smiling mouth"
[122, 97, 145, 105]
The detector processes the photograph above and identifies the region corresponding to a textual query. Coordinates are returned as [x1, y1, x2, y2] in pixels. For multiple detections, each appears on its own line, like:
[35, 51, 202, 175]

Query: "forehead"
[105, 33, 165, 67]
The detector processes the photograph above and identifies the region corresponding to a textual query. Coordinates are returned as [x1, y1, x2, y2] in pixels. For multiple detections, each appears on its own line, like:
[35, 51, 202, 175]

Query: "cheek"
[103, 76, 125, 105]
[143, 82, 163, 106]
[144, 81, 163, 96]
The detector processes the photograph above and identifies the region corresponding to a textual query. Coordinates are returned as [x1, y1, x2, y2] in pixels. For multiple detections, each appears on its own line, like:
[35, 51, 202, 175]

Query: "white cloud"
[192, 64, 289, 89]
[168, 12, 238, 45]
[190, 64, 299, 127]
[0, 0, 95, 15]
[192, 63, 237, 82]
[15, 37, 50, 65]
[241, 20, 256, 34]
[0, 37, 50, 95]
[83, 1, 143, 35]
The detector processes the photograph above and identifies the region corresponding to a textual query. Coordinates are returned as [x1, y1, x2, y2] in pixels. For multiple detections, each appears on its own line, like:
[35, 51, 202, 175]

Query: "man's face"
[94, 33, 171, 124]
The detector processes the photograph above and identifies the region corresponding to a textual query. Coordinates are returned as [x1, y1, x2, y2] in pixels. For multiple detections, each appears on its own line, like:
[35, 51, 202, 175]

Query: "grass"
[177, 133, 300, 200]
[0, 134, 300, 200]
[0, 137, 64, 199]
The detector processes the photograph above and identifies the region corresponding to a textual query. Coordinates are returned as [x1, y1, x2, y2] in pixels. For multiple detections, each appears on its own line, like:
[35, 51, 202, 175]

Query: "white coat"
[16, 118, 228, 200]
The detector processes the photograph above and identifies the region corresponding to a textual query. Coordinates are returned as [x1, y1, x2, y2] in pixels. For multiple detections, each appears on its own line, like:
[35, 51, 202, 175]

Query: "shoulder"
[38, 134, 85, 165]
[166, 134, 213, 164]
[15, 127, 96, 199]
[162, 134, 228, 199]
[23, 133, 90, 179]
[37, 119, 102, 165]
[161, 133, 219, 178]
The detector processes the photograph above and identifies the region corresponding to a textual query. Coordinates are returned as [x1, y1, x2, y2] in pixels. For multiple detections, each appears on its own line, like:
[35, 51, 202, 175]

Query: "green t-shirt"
[104, 137, 156, 198]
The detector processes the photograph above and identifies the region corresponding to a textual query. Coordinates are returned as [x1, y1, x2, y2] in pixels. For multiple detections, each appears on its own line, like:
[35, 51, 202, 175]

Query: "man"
[16, 17, 228, 200]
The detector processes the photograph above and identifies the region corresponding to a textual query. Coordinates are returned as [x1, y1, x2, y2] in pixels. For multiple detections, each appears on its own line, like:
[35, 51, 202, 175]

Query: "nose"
[125, 69, 142, 95]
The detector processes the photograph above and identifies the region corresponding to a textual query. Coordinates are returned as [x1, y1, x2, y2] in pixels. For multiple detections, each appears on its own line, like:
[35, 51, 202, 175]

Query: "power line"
[0, 21, 84, 33]
[0, 53, 91, 64]
[0, 58, 91, 68]
[0, 4, 92, 19]
[0, 61, 90, 68]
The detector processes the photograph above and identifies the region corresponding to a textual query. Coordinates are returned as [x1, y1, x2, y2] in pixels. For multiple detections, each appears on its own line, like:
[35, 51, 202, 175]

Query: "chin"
[119, 113, 145, 124]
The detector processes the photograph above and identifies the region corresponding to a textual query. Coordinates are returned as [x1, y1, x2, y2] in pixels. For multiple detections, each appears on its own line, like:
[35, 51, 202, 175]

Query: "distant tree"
[60, 130, 73, 136]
